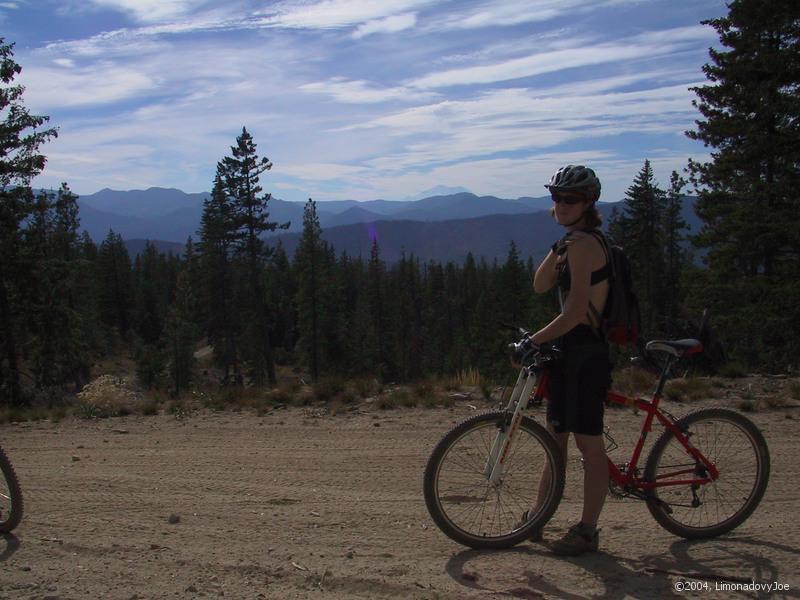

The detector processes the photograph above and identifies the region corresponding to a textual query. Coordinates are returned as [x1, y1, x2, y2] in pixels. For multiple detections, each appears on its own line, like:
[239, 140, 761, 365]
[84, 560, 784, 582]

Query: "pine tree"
[367, 239, 393, 380]
[164, 270, 198, 396]
[394, 251, 423, 381]
[686, 0, 800, 367]
[22, 185, 92, 394]
[197, 174, 240, 383]
[663, 172, 689, 328]
[96, 230, 133, 338]
[133, 241, 165, 344]
[266, 241, 296, 363]
[294, 199, 325, 381]
[217, 127, 289, 384]
[610, 160, 668, 334]
[498, 241, 529, 326]
[0, 39, 59, 404]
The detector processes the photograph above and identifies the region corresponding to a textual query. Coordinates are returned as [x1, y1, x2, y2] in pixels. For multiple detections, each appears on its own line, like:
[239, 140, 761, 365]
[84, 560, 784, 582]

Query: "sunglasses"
[551, 191, 588, 205]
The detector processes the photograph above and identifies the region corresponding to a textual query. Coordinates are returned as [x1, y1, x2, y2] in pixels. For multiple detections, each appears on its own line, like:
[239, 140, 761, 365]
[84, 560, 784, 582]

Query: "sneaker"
[550, 522, 599, 556]
[517, 511, 544, 542]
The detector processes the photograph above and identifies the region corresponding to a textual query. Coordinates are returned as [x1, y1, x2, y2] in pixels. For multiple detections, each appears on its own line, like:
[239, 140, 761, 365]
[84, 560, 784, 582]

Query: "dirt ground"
[1, 394, 799, 600]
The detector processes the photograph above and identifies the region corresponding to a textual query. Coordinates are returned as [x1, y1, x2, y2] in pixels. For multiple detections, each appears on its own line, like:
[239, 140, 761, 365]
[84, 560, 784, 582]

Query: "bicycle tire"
[0, 445, 23, 533]
[644, 407, 769, 539]
[423, 411, 564, 549]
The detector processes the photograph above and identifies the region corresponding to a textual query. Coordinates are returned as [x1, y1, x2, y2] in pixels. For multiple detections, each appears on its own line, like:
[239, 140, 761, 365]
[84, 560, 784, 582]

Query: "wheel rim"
[650, 415, 763, 532]
[433, 420, 557, 541]
[0, 479, 15, 527]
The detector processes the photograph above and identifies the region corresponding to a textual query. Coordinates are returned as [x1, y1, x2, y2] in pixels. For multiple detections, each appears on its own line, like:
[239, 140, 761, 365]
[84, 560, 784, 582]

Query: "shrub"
[663, 377, 715, 402]
[135, 343, 166, 389]
[76, 375, 141, 418]
[353, 377, 380, 398]
[452, 368, 482, 388]
[612, 367, 654, 397]
[718, 362, 747, 379]
[314, 376, 347, 403]
[738, 399, 756, 412]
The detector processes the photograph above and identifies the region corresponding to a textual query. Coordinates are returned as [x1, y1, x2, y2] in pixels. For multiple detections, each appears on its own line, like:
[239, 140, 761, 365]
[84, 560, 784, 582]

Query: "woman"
[529, 164, 612, 556]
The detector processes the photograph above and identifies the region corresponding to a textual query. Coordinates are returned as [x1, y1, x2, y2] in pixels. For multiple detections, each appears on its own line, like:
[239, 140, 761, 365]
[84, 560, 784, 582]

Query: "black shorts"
[546, 325, 612, 436]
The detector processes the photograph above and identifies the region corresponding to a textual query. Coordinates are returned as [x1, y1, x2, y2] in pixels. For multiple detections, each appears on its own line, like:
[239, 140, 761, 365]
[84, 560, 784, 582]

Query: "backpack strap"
[556, 229, 612, 336]
[585, 230, 612, 335]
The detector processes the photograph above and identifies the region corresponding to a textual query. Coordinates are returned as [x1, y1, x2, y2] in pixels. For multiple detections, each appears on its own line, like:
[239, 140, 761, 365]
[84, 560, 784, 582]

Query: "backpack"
[588, 231, 641, 346]
[556, 230, 641, 346]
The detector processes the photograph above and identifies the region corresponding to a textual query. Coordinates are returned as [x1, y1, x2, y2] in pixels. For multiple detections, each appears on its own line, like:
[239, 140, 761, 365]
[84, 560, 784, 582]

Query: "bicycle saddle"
[645, 339, 703, 358]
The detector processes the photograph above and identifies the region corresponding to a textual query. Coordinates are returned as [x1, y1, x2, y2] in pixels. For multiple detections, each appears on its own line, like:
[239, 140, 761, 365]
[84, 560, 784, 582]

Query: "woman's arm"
[531, 236, 593, 344]
[533, 248, 559, 293]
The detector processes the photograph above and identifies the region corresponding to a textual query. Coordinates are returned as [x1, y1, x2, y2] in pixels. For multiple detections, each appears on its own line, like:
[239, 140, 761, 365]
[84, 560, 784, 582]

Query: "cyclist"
[529, 164, 612, 555]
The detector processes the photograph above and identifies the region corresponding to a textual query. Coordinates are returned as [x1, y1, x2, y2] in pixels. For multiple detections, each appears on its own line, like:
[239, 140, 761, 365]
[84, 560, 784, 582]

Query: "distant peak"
[403, 185, 471, 202]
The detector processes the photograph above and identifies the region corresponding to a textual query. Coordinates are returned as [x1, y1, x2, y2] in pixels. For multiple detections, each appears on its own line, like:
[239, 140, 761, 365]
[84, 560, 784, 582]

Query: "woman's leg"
[573, 432, 608, 528]
[535, 424, 568, 510]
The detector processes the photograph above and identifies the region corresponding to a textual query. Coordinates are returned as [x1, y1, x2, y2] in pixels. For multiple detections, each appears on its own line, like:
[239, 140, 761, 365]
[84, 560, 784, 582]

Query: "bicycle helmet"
[545, 165, 601, 202]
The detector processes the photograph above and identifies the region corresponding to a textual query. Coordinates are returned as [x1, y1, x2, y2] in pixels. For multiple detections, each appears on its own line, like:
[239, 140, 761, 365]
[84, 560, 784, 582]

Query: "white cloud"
[83, 0, 208, 23]
[300, 77, 438, 104]
[332, 79, 701, 181]
[52, 58, 76, 68]
[279, 162, 368, 181]
[20, 64, 155, 109]
[430, 0, 641, 31]
[256, 0, 434, 30]
[411, 43, 645, 88]
[409, 24, 713, 91]
[353, 13, 417, 38]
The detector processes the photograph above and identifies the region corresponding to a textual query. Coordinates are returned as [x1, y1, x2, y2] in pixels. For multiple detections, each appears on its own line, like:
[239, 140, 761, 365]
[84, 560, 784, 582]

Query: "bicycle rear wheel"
[644, 408, 769, 539]
[423, 411, 564, 549]
[0, 445, 23, 533]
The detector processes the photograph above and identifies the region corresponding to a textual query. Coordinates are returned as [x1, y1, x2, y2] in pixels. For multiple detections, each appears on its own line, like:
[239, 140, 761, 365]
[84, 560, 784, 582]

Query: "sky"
[4, 0, 729, 203]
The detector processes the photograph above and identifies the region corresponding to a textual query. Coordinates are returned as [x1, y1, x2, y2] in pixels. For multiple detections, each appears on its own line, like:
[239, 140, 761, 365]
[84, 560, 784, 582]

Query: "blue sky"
[4, 0, 727, 203]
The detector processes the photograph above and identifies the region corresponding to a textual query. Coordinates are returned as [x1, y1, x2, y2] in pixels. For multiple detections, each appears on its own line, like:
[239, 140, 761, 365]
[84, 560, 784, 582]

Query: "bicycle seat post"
[653, 355, 675, 402]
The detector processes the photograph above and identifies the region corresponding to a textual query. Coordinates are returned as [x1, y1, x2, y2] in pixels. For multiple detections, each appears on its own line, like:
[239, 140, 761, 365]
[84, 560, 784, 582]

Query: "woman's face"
[552, 191, 591, 227]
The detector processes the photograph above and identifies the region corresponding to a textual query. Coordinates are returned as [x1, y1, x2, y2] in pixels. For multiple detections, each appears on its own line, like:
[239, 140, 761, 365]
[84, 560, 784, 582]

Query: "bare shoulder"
[567, 231, 600, 252]
[566, 232, 606, 269]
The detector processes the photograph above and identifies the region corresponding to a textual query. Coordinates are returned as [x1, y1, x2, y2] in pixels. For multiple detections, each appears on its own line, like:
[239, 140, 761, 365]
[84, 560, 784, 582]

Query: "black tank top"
[557, 258, 610, 291]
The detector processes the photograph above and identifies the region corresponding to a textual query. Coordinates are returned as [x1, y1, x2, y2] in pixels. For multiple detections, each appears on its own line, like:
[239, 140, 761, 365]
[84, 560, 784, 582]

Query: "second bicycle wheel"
[0, 445, 23, 533]
[644, 407, 769, 539]
[423, 411, 564, 549]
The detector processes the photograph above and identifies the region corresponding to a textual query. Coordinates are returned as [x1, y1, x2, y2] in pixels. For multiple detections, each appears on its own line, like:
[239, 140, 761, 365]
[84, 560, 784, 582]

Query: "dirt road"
[1, 401, 798, 599]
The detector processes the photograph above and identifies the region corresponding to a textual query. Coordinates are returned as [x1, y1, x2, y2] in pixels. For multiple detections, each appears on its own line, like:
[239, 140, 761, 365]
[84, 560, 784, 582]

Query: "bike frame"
[486, 351, 720, 492]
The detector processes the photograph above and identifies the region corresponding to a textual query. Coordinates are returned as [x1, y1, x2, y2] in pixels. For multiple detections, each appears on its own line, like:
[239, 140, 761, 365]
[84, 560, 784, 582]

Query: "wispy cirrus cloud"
[14, 0, 725, 204]
[427, 0, 642, 31]
[21, 63, 156, 108]
[279, 162, 369, 181]
[353, 13, 417, 38]
[410, 26, 714, 88]
[335, 80, 701, 181]
[300, 77, 439, 104]
[255, 0, 434, 30]
[81, 0, 210, 23]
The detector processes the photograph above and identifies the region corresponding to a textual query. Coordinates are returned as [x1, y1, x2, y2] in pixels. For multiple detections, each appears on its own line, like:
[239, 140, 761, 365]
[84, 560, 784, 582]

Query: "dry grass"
[611, 366, 656, 398]
[663, 377, 716, 402]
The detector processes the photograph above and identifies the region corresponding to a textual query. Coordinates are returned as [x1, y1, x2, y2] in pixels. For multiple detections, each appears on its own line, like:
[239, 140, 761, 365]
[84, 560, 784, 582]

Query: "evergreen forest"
[2, 0, 799, 407]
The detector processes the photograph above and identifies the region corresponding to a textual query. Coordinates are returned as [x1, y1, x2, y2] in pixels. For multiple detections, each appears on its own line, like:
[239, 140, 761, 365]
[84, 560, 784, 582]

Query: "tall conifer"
[686, 0, 800, 366]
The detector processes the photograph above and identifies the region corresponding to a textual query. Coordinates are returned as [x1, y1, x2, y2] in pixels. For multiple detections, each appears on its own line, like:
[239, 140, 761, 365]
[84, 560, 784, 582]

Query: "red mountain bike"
[423, 326, 770, 549]
[0, 444, 23, 533]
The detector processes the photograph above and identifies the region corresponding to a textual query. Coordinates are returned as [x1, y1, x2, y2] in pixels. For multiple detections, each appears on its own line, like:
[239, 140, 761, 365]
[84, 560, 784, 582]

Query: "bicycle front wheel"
[423, 411, 564, 549]
[0, 445, 23, 533]
[644, 408, 769, 539]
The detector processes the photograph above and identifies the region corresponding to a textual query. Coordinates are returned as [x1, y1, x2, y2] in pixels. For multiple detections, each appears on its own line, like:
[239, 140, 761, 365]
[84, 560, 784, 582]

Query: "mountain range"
[73, 187, 701, 264]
